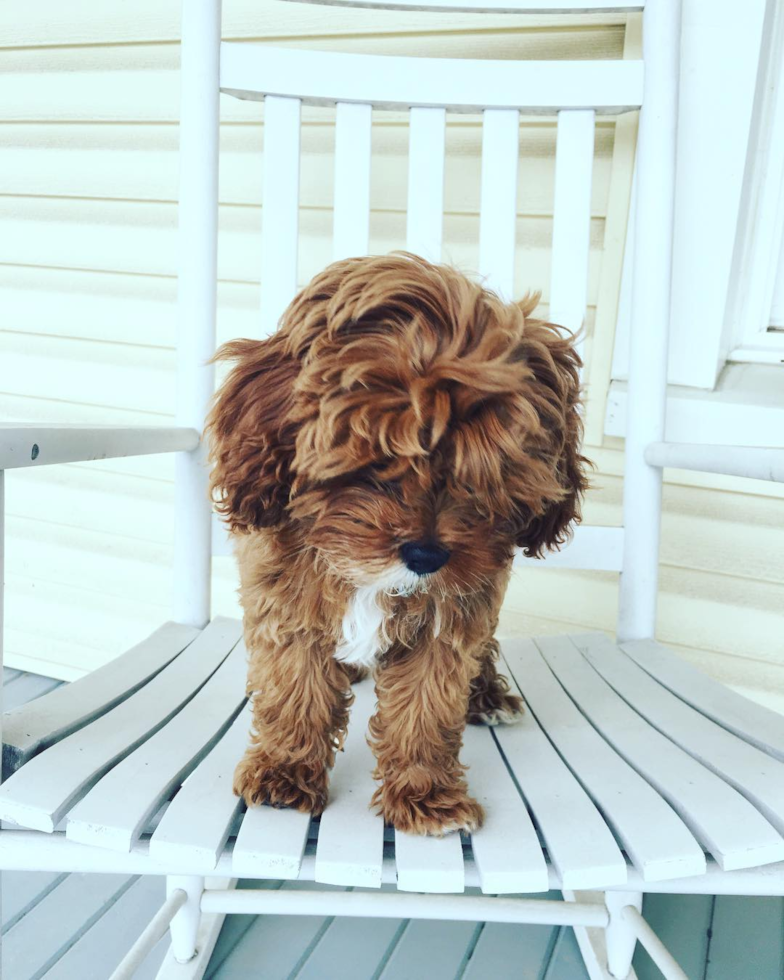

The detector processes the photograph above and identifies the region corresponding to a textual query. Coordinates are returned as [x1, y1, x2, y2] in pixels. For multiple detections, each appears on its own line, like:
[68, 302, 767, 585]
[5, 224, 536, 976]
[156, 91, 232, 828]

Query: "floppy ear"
[205, 336, 299, 532]
[515, 317, 591, 558]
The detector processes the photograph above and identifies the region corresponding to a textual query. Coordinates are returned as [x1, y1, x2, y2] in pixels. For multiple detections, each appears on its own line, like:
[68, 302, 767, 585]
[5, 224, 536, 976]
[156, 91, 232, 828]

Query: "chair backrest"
[176, 0, 682, 645]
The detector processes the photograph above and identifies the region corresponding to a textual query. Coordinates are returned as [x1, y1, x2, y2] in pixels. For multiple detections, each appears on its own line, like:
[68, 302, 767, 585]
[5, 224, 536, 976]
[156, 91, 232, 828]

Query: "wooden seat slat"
[232, 801, 312, 879]
[463, 724, 549, 894]
[149, 704, 250, 870]
[621, 637, 784, 762]
[510, 637, 705, 881]
[8, 623, 784, 888]
[394, 827, 465, 893]
[496, 640, 627, 889]
[0, 617, 241, 833]
[2, 622, 200, 776]
[577, 633, 784, 837]
[315, 680, 385, 888]
[64, 641, 248, 852]
[549, 635, 784, 872]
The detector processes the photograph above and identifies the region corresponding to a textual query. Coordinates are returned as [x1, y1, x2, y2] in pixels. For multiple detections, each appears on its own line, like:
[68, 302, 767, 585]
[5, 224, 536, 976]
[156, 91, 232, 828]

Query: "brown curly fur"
[207, 253, 589, 836]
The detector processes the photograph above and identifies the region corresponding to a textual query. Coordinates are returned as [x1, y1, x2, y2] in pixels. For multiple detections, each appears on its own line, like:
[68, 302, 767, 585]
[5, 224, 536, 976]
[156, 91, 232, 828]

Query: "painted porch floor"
[3, 668, 783, 980]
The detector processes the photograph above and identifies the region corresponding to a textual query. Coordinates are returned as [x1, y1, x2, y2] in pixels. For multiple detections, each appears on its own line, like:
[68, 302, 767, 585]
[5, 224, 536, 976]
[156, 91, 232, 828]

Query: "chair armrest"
[645, 441, 784, 483]
[0, 425, 200, 469]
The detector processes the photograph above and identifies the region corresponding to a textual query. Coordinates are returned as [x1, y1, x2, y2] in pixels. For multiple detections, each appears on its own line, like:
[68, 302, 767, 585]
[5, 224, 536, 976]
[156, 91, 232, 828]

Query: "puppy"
[206, 253, 588, 836]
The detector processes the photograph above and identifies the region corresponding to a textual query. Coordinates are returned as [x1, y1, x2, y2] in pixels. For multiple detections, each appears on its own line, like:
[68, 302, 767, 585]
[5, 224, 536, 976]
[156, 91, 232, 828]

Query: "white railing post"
[617, 0, 683, 643]
[173, 0, 222, 628]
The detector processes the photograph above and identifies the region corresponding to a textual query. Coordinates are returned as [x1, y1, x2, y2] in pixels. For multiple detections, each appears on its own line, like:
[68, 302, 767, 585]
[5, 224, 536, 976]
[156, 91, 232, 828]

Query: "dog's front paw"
[233, 751, 328, 815]
[374, 777, 484, 837]
[467, 690, 524, 727]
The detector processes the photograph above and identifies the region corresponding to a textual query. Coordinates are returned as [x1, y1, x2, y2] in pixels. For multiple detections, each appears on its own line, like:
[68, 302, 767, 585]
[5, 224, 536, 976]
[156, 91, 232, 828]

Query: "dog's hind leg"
[466, 638, 524, 726]
[233, 637, 352, 816]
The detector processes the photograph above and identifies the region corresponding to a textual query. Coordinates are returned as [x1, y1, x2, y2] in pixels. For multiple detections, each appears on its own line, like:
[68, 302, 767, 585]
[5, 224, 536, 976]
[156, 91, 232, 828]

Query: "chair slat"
[549, 109, 595, 354]
[333, 101, 372, 261]
[406, 107, 446, 263]
[0, 617, 242, 833]
[478, 109, 519, 301]
[513, 636, 705, 881]
[221, 45, 644, 115]
[232, 801, 311, 879]
[462, 725, 549, 894]
[621, 638, 784, 762]
[559, 634, 784, 872]
[2, 622, 201, 776]
[64, 642, 248, 852]
[394, 827, 465, 893]
[149, 705, 249, 870]
[578, 634, 784, 837]
[314, 680, 384, 888]
[496, 638, 627, 890]
[261, 95, 301, 334]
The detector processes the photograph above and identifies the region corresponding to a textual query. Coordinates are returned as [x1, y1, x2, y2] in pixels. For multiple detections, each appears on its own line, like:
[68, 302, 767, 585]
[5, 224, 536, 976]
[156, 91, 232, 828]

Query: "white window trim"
[611, 0, 781, 392]
[723, 0, 784, 366]
[606, 361, 784, 448]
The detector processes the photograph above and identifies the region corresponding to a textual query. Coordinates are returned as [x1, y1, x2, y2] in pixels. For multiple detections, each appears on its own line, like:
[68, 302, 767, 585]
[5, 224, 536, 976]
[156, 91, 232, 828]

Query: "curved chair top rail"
[220, 44, 643, 114]
[276, 0, 644, 13]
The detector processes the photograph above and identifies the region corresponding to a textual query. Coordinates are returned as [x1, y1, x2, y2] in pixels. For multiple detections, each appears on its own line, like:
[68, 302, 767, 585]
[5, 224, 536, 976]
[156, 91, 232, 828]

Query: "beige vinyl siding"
[2, 1, 783, 712]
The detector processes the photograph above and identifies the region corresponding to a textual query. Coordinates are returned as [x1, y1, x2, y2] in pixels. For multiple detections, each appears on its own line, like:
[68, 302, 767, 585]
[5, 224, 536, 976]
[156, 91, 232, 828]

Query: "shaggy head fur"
[206, 253, 589, 835]
[208, 253, 587, 591]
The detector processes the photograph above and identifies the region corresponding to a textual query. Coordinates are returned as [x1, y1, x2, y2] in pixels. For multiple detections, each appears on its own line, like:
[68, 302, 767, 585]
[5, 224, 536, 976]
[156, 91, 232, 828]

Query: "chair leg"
[605, 891, 643, 979]
[154, 878, 236, 980]
[167, 875, 205, 963]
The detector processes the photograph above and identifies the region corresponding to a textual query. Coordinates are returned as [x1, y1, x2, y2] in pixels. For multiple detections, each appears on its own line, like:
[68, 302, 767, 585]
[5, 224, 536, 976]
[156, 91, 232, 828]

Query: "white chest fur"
[333, 567, 424, 667]
[333, 584, 391, 666]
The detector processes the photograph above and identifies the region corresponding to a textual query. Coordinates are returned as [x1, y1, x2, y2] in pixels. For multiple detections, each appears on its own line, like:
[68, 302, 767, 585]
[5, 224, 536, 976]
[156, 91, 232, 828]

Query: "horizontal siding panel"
[1, 201, 607, 312]
[1, 334, 176, 415]
[0, 267, 263, 350]
[1, 29, 625, 70]
[6, 469, 173, 543]
[505, 565, 784, 666]
[0, 0, 626, 48]
[0, 122, 614, 215]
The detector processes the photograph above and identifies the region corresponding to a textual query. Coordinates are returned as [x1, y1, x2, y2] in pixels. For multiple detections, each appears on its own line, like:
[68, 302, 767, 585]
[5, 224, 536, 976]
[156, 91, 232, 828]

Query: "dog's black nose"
[400, 541, 451, 575]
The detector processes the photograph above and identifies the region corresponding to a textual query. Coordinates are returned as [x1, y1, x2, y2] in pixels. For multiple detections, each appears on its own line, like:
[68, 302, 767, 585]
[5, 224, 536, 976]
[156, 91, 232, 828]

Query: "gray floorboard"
[41, 876, 169, 980]
[542, 927, 591, 980]
[377, 919, 479, 980]
[634, 894, 714, 980]
[462, 920, 558, 980]
[293, 913, 403, 980]
[3, 872, 133, 980]
[2, 871, 66, 935]
[705, 896, 784, 980]
[3, 672, 63, 713]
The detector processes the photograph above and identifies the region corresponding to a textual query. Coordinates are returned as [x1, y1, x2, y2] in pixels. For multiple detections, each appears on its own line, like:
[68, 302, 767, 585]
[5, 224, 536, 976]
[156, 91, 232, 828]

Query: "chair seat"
[3, 619, 784, 895]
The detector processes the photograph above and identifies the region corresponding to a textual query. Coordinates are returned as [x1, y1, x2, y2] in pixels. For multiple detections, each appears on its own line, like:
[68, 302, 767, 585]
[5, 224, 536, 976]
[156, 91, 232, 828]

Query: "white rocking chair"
[2, 1, 784, 978]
